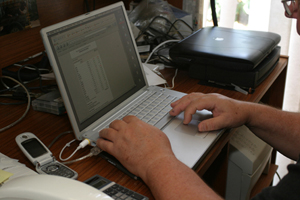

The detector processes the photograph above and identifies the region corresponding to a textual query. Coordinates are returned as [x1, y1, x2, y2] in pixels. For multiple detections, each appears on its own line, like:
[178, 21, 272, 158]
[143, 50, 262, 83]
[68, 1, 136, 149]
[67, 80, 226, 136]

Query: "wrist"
[242, 102, 256, 125]
[244, 102, 267, 128]
[141, 155, 178, 185]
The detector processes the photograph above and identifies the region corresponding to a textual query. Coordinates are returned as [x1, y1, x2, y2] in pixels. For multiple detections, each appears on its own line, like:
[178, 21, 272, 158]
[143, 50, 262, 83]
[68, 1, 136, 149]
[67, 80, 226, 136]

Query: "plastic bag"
[128, 0, 176, 35]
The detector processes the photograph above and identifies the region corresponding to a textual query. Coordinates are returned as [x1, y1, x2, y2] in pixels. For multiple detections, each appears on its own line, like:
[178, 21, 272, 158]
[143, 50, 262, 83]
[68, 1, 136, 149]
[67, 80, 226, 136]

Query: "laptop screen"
[45, 5, 146, 131]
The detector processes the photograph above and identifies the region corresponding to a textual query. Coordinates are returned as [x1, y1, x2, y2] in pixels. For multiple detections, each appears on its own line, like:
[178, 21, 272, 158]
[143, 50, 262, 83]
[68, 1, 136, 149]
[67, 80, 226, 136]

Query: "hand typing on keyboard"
[97, 115, 174, 181]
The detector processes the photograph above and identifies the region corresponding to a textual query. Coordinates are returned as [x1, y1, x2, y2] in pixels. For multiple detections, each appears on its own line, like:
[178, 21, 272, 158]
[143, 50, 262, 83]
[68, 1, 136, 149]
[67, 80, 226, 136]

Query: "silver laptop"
[40, 2, 224, 169]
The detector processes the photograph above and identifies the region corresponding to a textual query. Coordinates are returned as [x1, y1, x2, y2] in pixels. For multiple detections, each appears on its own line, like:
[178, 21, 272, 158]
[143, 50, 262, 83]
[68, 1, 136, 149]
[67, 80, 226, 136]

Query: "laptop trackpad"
[162, 110, 221, 168]
[172, 110, 212, 137]
[175, 119, 209, 138]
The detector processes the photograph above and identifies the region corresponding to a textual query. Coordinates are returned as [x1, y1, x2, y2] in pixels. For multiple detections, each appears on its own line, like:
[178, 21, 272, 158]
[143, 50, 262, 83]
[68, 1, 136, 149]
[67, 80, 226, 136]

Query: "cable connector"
[90, 147, 103, 156]
[60, 138, 90, 161]
[61, 146, 103, 165]
[79, 138, 91, 149]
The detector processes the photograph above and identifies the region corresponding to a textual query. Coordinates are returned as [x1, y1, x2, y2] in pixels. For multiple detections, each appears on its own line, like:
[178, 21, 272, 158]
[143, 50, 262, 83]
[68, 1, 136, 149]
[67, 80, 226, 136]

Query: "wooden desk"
[0, 56, 287, 199]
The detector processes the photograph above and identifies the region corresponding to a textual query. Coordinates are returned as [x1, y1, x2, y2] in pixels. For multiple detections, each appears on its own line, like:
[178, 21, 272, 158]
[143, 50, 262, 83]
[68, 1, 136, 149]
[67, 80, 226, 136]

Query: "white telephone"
[0, 175, 112, 200]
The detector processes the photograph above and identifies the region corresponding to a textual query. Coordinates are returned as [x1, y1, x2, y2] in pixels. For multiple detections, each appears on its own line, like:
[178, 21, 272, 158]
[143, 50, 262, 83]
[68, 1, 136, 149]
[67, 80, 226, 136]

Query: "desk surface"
[0, 56, 288, 199]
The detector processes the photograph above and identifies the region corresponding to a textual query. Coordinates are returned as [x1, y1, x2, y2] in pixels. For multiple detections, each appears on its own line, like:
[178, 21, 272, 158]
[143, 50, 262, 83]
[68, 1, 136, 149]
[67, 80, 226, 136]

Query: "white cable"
[144, 40, 179, 89]
[61, 152, 93, 164]
[59, 139, 91, 161]
[59, 139, 77, 161]
[61, 147, 102, 165]
[169, 68, 178, 89]
[18, 52, 43, 63]
[153, 67, 178, 89]
[145, 39, 179, 64]
[0, 76, 31, 132]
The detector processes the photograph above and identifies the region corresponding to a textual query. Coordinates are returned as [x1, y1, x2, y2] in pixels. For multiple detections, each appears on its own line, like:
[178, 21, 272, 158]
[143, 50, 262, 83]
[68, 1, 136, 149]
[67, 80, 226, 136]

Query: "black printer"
[169, 27, 281, 92]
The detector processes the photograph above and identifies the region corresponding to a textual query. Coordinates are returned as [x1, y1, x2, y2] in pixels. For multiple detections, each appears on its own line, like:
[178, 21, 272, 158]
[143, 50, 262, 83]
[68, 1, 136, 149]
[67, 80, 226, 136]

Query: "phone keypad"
[41, 163, 75, 178]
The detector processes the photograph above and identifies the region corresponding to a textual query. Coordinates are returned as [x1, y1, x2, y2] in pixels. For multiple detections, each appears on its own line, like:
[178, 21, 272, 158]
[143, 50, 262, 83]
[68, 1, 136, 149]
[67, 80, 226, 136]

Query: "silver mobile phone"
[15, 132, 78, 179]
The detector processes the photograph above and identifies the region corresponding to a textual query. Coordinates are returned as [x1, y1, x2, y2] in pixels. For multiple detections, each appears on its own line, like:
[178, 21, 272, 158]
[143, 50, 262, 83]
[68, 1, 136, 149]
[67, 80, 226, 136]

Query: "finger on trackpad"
[175, 119, 209, 138]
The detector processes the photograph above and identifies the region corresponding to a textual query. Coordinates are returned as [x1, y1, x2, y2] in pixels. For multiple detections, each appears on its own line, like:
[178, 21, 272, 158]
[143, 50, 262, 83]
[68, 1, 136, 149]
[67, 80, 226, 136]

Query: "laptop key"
[107, 91, 176, 129]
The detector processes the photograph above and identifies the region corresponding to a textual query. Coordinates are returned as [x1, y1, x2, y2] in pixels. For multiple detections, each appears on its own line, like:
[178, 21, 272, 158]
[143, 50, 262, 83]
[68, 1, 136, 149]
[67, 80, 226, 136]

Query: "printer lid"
[169, 26, 281, 71]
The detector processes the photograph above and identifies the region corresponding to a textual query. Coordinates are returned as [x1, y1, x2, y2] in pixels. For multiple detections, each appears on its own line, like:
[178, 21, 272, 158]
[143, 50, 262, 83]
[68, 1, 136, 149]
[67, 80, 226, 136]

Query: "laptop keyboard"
[113, 92, 178, 127]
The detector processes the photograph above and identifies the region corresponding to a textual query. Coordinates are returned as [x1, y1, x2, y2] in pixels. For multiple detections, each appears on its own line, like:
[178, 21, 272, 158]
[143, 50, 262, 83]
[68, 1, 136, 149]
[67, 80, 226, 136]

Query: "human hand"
[169, 93, 250, 132]
[96, 116, 175, 180]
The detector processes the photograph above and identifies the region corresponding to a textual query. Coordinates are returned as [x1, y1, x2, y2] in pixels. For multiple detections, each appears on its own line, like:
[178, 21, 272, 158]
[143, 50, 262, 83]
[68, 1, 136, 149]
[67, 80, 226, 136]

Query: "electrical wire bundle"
[135, 16, 194, 44]
[0, 52, 56, 132]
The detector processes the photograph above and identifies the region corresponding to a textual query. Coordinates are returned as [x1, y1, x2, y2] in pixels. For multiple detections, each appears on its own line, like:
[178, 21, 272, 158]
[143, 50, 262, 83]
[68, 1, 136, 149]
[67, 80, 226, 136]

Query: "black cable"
[0, 76, 29, 104]
[93, 0, 96, 10]
[84, 0, 90, 12]
[210, 0, 218, 26]
[275, 171, 282, 181]
[0, 100, 26, 105]
[0, 87, 11, 94]
[157, 55, 177, 66]
[0, 87, 32, 104]
[17, 64, 47, 93]
[48, 131, 73, 149]
[145, 40, 179, 66]
[156, 41, 176, 52]
[0, 92, 27, 105]
[28, 84, 57, 91]
[166, 18, 194, 38]
[0, 82, 57, 96]
[135, 16, 184, 42]
[148, 27, 178, 40]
